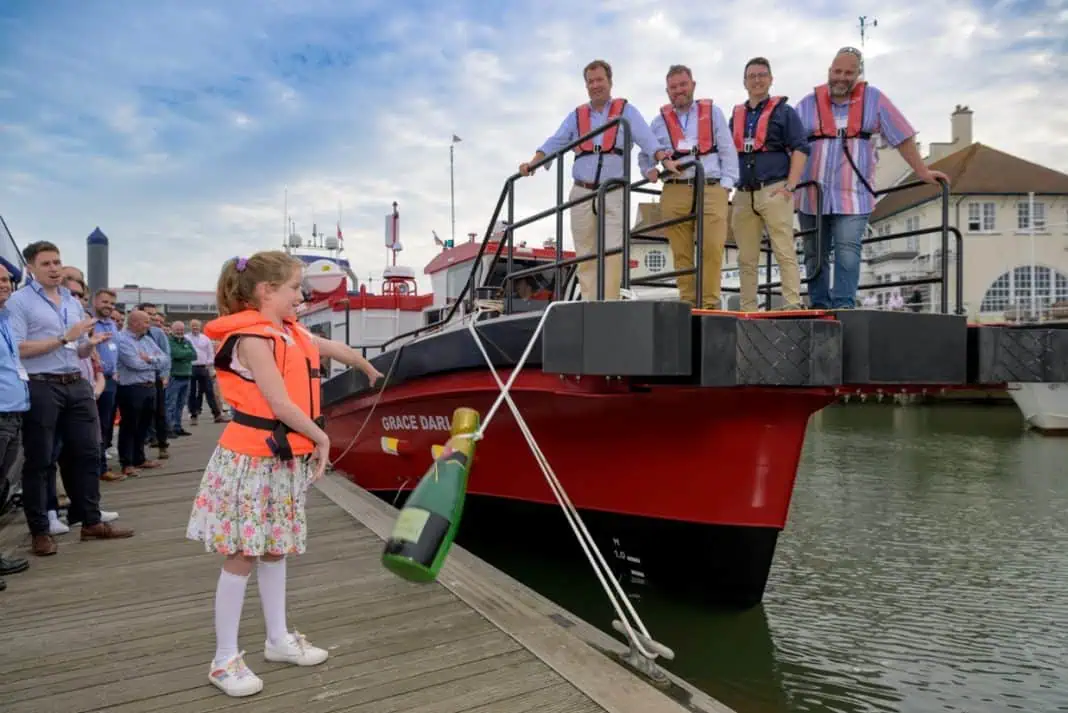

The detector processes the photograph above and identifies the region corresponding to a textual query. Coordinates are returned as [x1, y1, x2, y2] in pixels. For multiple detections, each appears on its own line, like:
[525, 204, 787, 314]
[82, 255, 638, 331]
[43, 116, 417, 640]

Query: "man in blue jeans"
[793, 47, 948, 308]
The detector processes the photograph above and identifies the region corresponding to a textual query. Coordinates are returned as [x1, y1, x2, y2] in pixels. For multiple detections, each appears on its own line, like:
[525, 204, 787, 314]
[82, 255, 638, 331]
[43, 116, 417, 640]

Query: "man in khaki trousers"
[639, 65, 738, 309]
[728, 57, 809, 311]
[520, 59, 674, 300]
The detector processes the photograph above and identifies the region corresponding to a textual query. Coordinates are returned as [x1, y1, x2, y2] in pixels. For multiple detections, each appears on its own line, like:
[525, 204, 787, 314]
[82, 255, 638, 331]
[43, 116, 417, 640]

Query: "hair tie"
[233, 257, 248, 272]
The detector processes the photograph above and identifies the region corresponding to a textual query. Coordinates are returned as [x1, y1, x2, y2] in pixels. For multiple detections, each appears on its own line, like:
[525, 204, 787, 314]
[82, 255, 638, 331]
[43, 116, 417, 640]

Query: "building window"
[980, 265, 1068, 313]
[1016, 201, 1047, 231]
[644, 250, 667, 273]
[904, 216, 920, 252]
[967, 202, 995, 232]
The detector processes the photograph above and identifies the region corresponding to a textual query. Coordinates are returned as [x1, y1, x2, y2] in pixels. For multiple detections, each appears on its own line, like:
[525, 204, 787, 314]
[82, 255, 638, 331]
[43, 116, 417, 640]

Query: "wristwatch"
[58, 336, 69, 345]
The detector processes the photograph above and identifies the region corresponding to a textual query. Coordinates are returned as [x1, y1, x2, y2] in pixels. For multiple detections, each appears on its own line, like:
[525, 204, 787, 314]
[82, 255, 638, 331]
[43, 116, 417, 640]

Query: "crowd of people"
[0, 240, 232, 589]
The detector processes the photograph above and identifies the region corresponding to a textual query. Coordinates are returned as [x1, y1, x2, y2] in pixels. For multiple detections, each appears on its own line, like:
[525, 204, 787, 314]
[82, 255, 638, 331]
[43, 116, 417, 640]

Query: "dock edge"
[315, 472, 737, 713]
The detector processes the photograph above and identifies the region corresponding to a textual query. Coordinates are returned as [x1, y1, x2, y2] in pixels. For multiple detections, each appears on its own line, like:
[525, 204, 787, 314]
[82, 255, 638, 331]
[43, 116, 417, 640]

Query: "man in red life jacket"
[520, 59, 677, 301]
[794, 47, 948, 309]
[728, 57, 808, 311]
[639, 64, 738, 309]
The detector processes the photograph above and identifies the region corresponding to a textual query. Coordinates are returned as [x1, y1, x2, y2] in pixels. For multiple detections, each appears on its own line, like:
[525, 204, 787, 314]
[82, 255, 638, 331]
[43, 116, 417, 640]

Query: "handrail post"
[939, 179, 949, 314]
[555, 154, 565, 301]
[505, 189, 515, 314]
[693, 161, 706, 309]
[763, 238, 773, 310]
[620, 121, 633, 292]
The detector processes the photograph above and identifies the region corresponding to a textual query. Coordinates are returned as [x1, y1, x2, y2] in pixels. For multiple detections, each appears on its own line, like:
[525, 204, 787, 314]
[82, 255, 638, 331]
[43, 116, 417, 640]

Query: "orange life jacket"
[809, 82, 871, 140]
[661, 99, 716, 157]
[731, 96, 785, 153]
[204, 309, 322, 460]
[574, 98, 627, 156]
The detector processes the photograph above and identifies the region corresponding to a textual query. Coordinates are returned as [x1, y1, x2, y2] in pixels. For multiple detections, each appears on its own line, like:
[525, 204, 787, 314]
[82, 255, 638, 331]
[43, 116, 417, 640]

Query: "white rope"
[462, 302, 664, 662]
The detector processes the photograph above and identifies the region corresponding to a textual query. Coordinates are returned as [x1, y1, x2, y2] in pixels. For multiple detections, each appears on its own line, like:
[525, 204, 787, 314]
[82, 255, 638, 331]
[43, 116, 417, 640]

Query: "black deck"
[321, 304, 1068, 409]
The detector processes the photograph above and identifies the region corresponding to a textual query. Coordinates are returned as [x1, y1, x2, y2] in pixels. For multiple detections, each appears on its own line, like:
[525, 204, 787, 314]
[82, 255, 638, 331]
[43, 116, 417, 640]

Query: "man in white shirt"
[185, 319, 226, 425]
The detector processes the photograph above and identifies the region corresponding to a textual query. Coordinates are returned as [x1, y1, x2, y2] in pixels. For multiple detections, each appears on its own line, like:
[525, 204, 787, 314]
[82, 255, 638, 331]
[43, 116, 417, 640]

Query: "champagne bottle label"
[391, 507, 430, 543]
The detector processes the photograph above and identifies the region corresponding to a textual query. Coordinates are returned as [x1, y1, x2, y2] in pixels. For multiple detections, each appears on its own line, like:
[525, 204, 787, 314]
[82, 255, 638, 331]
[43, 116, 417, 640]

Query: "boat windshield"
[483, 258, 572, 305]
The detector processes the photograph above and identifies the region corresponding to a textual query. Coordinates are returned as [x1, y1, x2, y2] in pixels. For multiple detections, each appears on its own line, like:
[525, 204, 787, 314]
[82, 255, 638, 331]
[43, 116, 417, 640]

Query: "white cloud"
[0, 0, 1064, 295]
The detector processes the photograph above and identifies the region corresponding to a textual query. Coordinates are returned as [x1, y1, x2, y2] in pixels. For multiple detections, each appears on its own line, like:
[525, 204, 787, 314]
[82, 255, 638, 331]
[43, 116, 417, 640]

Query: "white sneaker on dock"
[208, 652, 263, 697]
[264, 631, 328, 666]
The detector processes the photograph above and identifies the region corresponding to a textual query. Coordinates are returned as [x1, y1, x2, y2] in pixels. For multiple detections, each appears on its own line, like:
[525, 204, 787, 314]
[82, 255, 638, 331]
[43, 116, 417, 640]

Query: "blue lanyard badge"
[0, 322, 13, 357]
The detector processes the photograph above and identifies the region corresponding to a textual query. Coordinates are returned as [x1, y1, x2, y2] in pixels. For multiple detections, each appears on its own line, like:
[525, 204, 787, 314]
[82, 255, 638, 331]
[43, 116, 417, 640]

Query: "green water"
[463, 404, 1068, 713]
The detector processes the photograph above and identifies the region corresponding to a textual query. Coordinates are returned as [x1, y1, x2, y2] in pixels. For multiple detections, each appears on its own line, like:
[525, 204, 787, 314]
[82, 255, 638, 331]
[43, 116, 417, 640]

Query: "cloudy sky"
[1, 0, 1065, 292]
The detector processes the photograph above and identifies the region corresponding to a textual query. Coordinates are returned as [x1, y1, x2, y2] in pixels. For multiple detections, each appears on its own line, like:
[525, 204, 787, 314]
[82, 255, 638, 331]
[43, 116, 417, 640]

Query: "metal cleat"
[611, 618, 675, 682]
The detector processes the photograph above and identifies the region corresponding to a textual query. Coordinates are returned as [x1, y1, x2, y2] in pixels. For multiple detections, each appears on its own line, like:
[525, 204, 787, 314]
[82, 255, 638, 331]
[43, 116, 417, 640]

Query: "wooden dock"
[0, 424, 733, 713]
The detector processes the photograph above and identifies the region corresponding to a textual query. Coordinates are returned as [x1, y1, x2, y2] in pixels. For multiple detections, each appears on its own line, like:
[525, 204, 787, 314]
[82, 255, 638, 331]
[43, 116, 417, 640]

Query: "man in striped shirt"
[794, 47, 948, 309]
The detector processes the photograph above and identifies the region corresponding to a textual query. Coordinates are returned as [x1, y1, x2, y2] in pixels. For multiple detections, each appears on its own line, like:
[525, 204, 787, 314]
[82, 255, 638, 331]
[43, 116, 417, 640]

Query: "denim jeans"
[165, 376, 190, 431]
[799, 212, 871, 309]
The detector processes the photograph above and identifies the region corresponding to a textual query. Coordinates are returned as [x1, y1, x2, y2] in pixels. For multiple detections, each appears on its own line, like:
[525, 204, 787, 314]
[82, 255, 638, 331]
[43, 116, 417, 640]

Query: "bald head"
[62, 265, 85, 283]
[170, 320, 185, 336]
[828, 48, 863, 99]
[127, 309, 151, 335]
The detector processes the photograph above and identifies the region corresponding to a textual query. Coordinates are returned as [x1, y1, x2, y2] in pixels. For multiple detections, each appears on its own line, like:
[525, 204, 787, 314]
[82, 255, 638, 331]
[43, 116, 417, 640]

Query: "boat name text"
[381, 414, 451, 431]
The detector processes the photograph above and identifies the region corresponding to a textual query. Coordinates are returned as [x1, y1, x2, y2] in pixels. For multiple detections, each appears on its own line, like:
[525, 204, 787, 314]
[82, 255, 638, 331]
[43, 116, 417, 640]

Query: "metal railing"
[744, 179, 961, 313]
[359, 119, 964, 356]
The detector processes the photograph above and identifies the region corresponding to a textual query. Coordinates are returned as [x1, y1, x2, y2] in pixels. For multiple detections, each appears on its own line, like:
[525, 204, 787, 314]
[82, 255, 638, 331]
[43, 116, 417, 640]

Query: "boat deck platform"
[0, 424, 732, 713]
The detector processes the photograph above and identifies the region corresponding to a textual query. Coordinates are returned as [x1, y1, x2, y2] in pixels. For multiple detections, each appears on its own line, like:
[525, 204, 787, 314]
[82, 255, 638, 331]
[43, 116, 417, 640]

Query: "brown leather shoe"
[122, 466, 140, 477]
[140, 460, 162, 469]
[157, 448, 170, 460]
[32, 534, 58, 556]
[81, 522, 135, 541]
[100, 470, 126, 482]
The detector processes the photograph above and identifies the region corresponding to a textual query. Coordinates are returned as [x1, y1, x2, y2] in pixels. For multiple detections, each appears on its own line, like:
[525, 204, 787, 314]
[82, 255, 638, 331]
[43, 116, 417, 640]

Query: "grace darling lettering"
[381, 414, 451, 431]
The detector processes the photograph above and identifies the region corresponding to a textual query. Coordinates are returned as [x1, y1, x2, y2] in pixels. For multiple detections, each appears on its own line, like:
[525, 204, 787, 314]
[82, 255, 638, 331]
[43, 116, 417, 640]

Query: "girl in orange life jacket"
[185, 251, 383, 698]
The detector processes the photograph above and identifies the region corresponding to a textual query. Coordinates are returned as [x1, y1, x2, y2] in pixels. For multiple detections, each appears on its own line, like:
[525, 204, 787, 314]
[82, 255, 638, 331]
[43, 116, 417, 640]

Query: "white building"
[865, 108, 1068, 320]
[111, 286, 217, 322]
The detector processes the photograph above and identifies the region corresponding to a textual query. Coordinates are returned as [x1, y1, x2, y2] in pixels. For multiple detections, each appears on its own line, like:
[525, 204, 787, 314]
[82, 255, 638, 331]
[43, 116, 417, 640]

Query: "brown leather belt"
[28, 372, 82, 385]
[664, 177, 721, 186]
[574, 180, 599, 190]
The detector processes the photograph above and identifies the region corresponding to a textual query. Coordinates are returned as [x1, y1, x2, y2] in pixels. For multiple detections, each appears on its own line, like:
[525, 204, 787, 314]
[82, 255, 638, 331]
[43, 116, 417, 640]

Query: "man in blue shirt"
[728, 57, 810, 311]
[0, 262, 30, 589]
[7, 241, 134, 556]
[520, 59, 677, 301]
[114, 309, 169, 476]
[138, 303, 171, 459]
[89, 288, 120, 479]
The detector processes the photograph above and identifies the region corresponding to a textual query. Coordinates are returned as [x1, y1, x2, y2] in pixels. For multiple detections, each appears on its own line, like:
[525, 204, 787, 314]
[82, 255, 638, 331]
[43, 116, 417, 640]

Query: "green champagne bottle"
[381, 407, 479, 583]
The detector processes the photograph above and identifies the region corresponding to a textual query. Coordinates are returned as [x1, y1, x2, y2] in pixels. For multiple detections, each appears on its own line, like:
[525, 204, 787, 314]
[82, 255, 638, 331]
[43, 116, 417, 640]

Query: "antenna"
[858, 15, 877, 48]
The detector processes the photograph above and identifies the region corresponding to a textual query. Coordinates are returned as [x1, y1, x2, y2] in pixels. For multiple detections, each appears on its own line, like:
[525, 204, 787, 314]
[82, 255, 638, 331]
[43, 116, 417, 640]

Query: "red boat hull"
[325, 369, 836, 607]
[326, 371, 832, 529]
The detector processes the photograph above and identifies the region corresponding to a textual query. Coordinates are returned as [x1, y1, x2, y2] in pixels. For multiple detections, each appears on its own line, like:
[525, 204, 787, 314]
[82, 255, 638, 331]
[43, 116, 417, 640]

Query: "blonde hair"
[215, 250, 303, 316]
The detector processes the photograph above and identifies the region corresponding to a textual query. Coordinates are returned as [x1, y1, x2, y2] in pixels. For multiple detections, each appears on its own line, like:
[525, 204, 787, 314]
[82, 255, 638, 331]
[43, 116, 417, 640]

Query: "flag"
[452, 134, 462, 143]
[433, 230, 444, 247]
[336, 222, 344, 247]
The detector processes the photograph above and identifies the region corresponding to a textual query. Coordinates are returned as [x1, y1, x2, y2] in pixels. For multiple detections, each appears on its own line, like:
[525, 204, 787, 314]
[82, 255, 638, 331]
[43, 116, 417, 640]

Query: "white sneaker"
[47, 511, 70, 535]
[264, 631, 328, 666]
[101, 511, 119, 523]
[208, 652, 263, 697]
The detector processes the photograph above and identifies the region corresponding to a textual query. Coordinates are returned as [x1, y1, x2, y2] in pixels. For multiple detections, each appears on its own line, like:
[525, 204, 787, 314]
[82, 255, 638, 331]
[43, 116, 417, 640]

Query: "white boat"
[1008, 382, 1068, 433]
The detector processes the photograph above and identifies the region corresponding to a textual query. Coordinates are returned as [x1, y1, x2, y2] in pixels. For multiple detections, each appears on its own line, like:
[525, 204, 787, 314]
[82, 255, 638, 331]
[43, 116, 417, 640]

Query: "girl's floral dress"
[186, 445, 314, 556]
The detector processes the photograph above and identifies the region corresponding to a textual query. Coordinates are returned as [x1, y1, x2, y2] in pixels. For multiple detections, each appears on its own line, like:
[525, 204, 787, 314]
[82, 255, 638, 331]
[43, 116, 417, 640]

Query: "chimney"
[951, 105, 973, 147]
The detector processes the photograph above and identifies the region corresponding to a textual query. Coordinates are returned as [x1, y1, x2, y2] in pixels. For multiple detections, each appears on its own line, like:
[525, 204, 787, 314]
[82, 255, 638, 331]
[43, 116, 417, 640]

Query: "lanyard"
[746, 103, 761, 138]
[34, 286, 69, 328]
[0, 322, 13, 358]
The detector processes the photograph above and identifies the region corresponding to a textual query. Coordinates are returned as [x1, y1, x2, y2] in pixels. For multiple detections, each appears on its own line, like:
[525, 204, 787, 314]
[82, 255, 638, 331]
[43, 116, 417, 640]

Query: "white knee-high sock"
[257, 558, 289, 645]
[213, 569, 250, 665]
